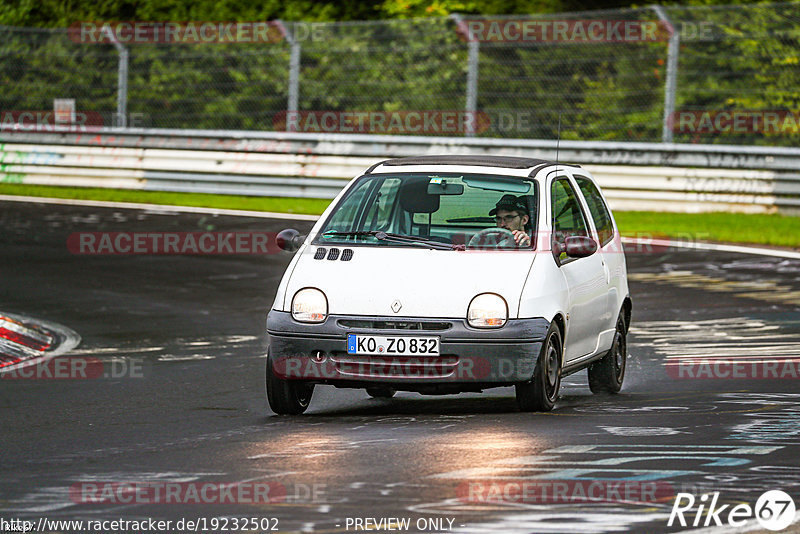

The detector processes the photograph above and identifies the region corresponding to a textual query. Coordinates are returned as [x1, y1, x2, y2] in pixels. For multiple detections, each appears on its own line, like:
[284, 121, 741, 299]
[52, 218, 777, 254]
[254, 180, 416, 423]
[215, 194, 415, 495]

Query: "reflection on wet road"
[1, 201, 799, 533]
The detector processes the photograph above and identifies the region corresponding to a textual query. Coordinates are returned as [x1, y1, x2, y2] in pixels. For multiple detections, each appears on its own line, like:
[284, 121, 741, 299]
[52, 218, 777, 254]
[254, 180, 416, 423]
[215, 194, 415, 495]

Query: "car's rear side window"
[575, 176, 614, 247]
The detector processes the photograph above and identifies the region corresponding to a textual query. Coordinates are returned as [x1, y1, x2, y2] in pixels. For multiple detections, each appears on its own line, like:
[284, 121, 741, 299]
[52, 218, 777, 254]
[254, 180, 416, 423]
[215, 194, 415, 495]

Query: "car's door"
[575, 175, 620, 337]
[550, 175, 608, 361]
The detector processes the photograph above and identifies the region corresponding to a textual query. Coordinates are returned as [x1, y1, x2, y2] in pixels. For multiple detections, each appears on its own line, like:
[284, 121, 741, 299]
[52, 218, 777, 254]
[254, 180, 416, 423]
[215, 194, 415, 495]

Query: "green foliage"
[663, 3, 800, 145]
[1, 2, 798, 145]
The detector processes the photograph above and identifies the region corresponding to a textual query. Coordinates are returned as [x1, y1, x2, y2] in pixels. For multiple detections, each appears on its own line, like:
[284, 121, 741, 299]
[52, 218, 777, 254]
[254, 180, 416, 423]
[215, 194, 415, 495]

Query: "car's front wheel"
[516, 322, 562, 412]
[588, 313, 627, 394]
[266, 351, 315, 415]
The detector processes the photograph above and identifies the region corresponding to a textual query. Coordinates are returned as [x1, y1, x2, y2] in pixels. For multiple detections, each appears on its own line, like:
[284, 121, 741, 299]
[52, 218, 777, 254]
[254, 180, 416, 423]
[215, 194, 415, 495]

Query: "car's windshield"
[315, 173, 538, 250]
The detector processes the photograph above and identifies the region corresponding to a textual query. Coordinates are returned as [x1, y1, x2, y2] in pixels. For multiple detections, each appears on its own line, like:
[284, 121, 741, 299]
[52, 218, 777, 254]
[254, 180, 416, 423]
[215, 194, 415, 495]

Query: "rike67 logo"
[669, 490, 796, 531]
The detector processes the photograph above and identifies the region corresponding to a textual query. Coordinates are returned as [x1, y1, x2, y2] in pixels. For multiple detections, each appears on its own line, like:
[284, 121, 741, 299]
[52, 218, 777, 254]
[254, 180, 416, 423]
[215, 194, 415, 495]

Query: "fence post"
[102, 27, 128, 128]
[450, 14, 479, 137]
[276, 20, 301, 122]
[652, 6, 679, 143]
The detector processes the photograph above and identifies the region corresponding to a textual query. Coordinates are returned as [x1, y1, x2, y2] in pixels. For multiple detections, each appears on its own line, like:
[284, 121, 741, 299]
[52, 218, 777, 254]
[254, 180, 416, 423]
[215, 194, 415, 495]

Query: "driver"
[489, 194, 532, 247]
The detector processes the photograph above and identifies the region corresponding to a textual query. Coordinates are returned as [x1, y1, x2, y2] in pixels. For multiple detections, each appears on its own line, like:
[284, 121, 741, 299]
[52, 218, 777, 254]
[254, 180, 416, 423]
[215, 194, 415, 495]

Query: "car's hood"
[282, 245, 536, 318]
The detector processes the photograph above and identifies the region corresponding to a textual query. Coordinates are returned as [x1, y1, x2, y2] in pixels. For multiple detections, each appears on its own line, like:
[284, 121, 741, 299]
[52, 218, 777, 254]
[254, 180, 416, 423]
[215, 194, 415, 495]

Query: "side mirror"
[276, 228, 304, 252]
[564, 235, 598, 258]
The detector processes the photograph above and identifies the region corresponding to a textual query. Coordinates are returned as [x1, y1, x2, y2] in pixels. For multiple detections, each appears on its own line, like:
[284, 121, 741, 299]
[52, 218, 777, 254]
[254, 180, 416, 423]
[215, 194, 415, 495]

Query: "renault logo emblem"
[391, 300, 402, 313]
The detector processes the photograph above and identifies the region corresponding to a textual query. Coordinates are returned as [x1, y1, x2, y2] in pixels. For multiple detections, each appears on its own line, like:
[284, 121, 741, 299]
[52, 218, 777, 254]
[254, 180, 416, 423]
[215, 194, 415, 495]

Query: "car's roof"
[366, 155, 580, 176]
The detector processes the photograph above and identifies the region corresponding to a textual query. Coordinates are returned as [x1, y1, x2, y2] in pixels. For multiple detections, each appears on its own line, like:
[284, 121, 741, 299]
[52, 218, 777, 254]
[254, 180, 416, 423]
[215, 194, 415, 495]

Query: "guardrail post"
[102, 26, 129, 128]
[652, 6, 679, 143]
[450, 14, 479, 137]
[276, 20, 301, 120]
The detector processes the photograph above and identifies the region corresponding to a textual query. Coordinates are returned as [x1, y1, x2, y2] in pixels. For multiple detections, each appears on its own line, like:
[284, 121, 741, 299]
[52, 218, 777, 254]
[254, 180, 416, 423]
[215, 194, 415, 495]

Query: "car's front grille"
[337, 319, 452, 331]
[330, 353, 459, 379]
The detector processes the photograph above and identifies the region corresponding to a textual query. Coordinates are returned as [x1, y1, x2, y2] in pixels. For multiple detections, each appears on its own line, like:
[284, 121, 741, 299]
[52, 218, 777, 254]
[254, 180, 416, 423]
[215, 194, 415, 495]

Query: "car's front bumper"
[266, 310, 549, 389]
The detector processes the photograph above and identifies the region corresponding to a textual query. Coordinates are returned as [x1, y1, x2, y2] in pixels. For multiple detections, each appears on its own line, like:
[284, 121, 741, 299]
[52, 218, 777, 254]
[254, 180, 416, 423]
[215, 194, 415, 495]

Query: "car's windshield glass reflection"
[315, 173, 538, 250]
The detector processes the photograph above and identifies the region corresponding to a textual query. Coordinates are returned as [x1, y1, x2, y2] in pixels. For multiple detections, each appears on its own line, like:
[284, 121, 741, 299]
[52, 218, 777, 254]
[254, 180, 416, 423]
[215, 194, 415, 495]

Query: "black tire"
[516, 322, 562, 412]
[265, 351, 314, 415]
[588, 314, 627, 394]
[366, 387, 396, 399]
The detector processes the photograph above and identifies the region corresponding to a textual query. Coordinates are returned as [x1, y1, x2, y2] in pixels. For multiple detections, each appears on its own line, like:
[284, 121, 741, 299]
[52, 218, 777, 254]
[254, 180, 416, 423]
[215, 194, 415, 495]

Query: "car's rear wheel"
[366, 387, 396, 399]
[516, 322, 562, 412]
[266, 351, 314, 415]
[588, 313, 627, 394]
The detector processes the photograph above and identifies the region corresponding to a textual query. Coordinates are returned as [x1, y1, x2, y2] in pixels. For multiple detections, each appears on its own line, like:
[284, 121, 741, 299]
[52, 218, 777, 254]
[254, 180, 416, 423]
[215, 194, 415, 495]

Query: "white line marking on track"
[5, 195, 799, 258]
[622, 236, 800, 260]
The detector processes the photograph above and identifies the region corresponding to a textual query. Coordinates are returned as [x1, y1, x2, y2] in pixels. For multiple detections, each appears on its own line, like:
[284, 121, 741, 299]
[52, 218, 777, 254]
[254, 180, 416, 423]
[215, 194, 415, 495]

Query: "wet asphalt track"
[1, 200, 800, 534]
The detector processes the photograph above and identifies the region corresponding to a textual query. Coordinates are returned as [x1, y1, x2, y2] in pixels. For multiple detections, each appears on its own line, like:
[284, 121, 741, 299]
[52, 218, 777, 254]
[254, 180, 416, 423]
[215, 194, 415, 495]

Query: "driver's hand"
[512, 230, 531, 247]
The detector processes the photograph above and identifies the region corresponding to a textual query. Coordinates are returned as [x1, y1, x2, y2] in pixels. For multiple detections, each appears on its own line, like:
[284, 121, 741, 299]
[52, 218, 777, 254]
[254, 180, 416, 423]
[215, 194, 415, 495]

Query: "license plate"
[347, 334, 440, 356]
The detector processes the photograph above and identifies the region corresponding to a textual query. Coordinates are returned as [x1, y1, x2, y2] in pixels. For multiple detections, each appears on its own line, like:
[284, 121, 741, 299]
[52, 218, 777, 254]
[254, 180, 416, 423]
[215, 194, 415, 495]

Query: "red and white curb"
[0, 312, 81, 375]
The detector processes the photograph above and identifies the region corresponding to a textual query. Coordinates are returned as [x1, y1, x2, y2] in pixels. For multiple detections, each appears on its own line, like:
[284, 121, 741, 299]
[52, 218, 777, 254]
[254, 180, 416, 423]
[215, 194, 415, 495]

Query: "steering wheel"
[468, 228, 517, 250]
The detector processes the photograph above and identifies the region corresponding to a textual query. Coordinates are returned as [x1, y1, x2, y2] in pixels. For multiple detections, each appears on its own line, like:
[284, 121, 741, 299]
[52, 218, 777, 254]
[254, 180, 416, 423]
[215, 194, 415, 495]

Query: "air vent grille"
[327, 248, 340, 261]
[314, 248, 326, 260]
[341, 249, 353, 261]
[337, 320, 451, 331]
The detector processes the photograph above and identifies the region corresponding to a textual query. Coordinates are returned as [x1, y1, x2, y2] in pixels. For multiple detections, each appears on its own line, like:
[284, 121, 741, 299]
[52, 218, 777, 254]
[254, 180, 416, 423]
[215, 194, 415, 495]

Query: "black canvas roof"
[379, 155, 551, 169]
[366, 155, 579, 175]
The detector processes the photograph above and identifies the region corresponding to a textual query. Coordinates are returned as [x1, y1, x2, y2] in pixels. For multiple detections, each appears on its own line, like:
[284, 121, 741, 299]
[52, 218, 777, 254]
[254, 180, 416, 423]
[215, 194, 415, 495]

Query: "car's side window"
[363, 177, 402, 231]
[324, 182, 369, 232]
[551, 178, 589, 262]
[575, 176, 614, 247]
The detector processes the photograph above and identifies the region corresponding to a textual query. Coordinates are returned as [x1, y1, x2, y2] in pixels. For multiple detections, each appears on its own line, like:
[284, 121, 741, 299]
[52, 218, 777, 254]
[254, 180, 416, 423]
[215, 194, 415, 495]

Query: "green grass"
[0, 184, 332, 216]
[614, 211, 800, 249]
[2, 184, 799, 248]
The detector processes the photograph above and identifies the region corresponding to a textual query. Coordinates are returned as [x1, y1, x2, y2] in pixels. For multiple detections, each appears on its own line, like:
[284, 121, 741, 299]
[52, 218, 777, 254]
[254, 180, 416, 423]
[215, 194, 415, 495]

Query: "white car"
[266, 155, 631, 414]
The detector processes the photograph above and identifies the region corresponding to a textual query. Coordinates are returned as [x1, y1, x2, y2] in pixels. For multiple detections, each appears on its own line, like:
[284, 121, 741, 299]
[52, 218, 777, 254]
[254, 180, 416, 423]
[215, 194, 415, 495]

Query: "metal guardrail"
[2, 128, 800, 213]
[5, 4, 800, 146]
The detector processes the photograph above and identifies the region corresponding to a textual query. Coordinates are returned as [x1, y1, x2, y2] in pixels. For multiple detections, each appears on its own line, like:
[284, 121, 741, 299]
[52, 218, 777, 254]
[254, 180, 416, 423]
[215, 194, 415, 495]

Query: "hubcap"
[547, 344, 558, 387]
[543, 334, 560, 400]
[613, 326, 626, 380]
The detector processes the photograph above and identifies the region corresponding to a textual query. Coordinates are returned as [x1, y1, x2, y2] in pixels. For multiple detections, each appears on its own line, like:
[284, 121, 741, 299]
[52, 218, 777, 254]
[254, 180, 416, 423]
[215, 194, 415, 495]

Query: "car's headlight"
[467, 293, 508, 328]
[292, 288, 328, 323]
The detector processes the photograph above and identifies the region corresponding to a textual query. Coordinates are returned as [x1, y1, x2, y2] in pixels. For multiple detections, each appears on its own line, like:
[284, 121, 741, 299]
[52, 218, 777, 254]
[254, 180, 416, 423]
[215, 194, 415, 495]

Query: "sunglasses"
[494, 214, 521, 224]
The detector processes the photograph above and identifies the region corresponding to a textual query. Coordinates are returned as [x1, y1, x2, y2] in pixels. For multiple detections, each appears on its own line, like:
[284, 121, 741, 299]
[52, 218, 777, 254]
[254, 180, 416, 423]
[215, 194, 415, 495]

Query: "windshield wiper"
[321, 231, 461, 250]
[321, 231, 376, 238]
